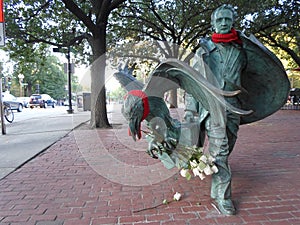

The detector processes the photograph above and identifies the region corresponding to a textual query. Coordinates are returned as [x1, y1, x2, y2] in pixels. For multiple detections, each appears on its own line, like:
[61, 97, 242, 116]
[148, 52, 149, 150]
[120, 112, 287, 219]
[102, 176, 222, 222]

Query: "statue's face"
[212, 9, 234, 34]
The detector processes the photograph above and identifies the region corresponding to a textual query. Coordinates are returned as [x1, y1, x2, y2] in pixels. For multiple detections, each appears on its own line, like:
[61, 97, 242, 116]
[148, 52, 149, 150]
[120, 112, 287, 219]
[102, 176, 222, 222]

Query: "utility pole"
[0, 63, 6, 135]
[53, 46, 74, 114]
[0, 0, 6, 134]
[66, 46, 73, 114]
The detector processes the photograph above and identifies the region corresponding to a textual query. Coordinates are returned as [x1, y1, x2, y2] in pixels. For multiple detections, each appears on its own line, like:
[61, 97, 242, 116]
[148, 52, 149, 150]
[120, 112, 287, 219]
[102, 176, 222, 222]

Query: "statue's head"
[211, 4, 237, 34]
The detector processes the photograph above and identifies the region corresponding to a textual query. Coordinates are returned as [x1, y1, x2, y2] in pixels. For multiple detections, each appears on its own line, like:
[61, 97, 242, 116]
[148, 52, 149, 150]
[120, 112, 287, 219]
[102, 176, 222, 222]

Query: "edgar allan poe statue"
[117, 3, 289, 216]
[184, 5, 246, 215]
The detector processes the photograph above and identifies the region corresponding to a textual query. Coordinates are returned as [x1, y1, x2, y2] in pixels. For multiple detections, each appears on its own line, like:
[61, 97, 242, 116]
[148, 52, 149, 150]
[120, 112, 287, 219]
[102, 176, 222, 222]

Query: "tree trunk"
[89, 31, 111, 128]
[169, 88, 178, 108]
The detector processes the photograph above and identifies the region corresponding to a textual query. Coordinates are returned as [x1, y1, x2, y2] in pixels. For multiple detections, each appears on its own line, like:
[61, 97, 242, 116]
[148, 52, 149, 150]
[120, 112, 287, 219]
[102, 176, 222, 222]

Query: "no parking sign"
[0, 0, 5, 47]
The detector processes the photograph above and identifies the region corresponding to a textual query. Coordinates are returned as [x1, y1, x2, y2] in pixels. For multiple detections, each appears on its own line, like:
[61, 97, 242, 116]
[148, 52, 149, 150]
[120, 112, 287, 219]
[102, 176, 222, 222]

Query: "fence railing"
[281, 104, 300, 110]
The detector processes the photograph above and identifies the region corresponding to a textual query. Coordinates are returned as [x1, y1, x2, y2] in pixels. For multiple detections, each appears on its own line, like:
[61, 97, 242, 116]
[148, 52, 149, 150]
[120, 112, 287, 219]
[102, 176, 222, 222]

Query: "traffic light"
[1, 76, 5, 85]
[1, 76, 8, 88]
[7, 76, 11, 85]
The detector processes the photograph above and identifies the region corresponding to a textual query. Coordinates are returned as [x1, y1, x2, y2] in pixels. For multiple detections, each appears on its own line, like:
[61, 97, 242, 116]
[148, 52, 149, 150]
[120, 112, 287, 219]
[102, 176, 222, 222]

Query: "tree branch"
[62, 0, 96, 32]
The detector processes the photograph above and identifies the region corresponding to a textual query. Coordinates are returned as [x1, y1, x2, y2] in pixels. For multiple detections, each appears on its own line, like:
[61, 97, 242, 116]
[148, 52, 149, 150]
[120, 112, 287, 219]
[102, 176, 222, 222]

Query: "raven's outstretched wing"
[143, 58, 253, 117]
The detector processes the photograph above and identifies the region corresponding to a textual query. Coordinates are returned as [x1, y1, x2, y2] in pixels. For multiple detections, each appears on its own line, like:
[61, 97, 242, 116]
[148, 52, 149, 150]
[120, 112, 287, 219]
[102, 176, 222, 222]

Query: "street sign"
[0, 0, 3, 22]
[0, 0, 5, 47]
[0, 23, 4, 46]
[64, 63, 75, 74]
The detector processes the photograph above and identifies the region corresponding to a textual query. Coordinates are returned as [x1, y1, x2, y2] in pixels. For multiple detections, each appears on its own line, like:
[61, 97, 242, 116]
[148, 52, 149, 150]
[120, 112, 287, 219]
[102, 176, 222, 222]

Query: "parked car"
[63, 99, 76, 106]
[17, 97, 30, 108]
[1, 92, 24, 112]
[29, 94, 56, 108]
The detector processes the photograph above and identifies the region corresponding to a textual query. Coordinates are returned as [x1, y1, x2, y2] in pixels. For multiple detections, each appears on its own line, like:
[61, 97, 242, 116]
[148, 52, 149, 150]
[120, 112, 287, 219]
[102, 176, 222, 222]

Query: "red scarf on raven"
[125, 90, 150, 139]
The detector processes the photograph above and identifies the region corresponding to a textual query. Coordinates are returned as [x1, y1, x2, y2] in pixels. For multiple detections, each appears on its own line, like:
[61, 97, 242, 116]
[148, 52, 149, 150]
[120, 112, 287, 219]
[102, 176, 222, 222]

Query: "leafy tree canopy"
[109, 0, 299, 69]
[4, 41, 67, 99]
[241, 0, 300, 68]
[3, 0, 300, 106]
[4, 0, 127, 128]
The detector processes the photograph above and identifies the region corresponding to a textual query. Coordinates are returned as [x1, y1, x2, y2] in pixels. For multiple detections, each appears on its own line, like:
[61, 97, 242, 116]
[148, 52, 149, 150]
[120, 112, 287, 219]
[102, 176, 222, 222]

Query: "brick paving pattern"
[0, 109, 299, 225]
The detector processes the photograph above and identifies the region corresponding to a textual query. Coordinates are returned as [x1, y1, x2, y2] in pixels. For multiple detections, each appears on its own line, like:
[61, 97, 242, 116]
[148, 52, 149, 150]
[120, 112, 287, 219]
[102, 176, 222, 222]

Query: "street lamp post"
[53, 46, 74, 114]
[18, 74, 24, 97]
[66, 46, 73, 114]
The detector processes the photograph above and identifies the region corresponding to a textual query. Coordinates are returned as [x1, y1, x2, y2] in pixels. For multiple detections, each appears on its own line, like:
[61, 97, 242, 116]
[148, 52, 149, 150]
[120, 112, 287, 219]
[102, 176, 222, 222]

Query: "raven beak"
[129, 117, 142, 141]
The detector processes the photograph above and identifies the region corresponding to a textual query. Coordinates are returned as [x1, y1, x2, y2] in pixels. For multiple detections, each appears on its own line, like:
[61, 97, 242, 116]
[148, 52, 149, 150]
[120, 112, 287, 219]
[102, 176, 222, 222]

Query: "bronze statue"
[115, 4, 290, 215]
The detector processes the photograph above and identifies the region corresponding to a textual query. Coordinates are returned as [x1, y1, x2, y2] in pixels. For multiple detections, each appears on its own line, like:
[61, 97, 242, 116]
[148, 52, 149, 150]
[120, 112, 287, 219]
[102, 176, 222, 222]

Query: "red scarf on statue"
[211, 28, 242, 45]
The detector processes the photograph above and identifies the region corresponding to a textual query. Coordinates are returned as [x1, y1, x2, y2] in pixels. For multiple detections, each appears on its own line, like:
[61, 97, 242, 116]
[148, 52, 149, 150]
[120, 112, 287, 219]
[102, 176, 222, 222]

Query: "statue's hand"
[184, 110, 195, 123]
[146, 136, 177, 158]
[147, 140, 163, 159]
[163, 137, 177, 151]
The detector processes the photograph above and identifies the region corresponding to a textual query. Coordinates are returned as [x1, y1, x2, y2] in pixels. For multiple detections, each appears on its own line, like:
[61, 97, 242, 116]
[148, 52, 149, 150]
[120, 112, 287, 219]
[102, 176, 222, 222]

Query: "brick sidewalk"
[0, 109, 299, 225]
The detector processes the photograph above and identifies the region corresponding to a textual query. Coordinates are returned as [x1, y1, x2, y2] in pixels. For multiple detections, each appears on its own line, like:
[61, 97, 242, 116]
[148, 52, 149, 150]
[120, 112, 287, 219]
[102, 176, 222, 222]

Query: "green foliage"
[4, 0, 127, 128]
[3, 1, 90, 99]
[289, 71, 300, 88]
[109, 0, 216, 61]
[109, 0, 299, 68]
[109, 0, 300, 89]
[36, 55, 67, 100]
[241, 0, 300, 68]
[4, 0, 93, 65]
[3, 0, 300, 100]
[4, 41, 67, 99]
[109, 86, 126, 102]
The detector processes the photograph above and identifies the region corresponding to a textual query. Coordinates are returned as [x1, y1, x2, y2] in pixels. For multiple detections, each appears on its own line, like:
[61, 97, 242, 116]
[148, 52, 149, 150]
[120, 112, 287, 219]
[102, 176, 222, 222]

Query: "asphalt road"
[0, 106, 90, 179]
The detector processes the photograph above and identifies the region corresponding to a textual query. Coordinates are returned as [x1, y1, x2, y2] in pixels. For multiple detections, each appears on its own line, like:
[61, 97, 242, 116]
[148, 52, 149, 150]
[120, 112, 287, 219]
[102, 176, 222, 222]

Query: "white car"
[1, 92, 24, 112]
[17, 97, 30, 108]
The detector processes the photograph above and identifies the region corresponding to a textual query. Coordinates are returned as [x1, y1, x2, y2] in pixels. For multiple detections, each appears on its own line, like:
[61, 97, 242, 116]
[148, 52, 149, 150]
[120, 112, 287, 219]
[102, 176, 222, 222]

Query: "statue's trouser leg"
[226, 112, 240, 155]
[204, 117, 232, 201]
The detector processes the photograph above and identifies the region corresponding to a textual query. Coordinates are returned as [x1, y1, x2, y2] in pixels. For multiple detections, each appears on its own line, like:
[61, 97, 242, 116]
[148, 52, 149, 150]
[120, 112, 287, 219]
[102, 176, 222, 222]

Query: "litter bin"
[77, 92, 91, 111]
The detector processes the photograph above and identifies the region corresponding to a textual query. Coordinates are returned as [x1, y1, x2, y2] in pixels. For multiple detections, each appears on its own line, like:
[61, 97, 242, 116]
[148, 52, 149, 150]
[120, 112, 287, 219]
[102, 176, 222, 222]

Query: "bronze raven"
[115, 59, 252, 159]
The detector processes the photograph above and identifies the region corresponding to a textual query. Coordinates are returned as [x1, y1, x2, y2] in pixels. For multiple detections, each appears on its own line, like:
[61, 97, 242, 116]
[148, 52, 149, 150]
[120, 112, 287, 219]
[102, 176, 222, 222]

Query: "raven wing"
[143, 58, 253, 117]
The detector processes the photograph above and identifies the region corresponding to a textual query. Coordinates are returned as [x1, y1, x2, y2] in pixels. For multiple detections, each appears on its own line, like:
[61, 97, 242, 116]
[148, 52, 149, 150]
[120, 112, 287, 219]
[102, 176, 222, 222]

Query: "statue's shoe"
[212, 199, 236, 215]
